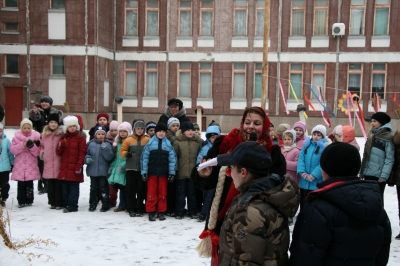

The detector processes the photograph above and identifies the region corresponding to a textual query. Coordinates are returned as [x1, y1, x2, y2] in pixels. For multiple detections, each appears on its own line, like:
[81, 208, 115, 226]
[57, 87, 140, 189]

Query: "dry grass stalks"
[0, 201, 58, 262]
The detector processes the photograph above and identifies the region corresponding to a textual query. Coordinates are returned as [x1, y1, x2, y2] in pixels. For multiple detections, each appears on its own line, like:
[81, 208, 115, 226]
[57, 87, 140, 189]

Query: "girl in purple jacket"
[41, 113, 63, 209]
[10, 119, 41, 208]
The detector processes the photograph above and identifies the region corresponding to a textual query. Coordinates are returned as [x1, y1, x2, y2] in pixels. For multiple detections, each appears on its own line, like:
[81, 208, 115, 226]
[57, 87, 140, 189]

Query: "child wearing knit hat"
[107, 120, 120, 143]
[0, 123, 14, 207]
[166, 117, 180, 145]
[10, 118, 41, 208]
[145, 121, 157, 138]
[293, 121, 307, 149]
[297, 124, 331, 208]
[88, 113, 110, 141]
[360, 112, 394, 205]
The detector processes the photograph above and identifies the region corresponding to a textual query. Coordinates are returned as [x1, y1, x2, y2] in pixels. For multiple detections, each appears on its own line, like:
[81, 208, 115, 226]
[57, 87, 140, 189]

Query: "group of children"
[0, 113, 221, 223]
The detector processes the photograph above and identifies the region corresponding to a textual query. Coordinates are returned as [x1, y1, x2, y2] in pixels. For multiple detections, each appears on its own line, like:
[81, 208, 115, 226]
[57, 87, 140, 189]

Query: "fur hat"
[97, 113, 109, 122]
[0, 123, 4, 130]
[293, 121, 306, 133]
[155, 122, 168, 133]
[94, 126, 108, 135]
[320, 142, 361, 177]
[133, 119, 145, 129]
[181, 121, 194, 134]
[20, 118, 33, 129]
[168, 98, 183, 110]
[342, 125, 355, 143]
[145, 121, 156, 133]
[371, 112, 391, 126]
[63, 116, 80, 131]
[40, 96, 53, 105]
[167, 117, 180, 129]
[109, 120, 119, 131]
[117, 121, 132, 135]
[47, 113, 60, 125]
[311, 124, 326, 138]
[283, 129, 297, 145]
[276, 123, 291, 136]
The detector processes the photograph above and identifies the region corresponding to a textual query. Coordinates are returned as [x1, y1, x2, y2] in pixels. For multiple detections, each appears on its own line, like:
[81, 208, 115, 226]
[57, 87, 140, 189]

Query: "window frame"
[349, 0, 366, 35]
[253, 63, 264, 98]
[125, 0, 139, 36]
[233, 0, 248, 36]
[124, 61, 138, 96]
[51, 55, 65, 75]
[347, 63, 363, 97]
[255, 0, 266, 36]
[198, 62, 212, 98]
[311, 63, 326, 99]
[3, 22, 19, 32]
[288, 63, 303, 99]
[178, 0, 192, 36]
[178, 62, 191, 97]
[313, 0, 328, 36]
[232, 63, 247, 98]
[370, 63, 387, 100]
[290, 0, 306, 36]
[145, 0, 159, 36]
[4, 54, 19, 75]
[373, 0, 390, 35]
[144, 62, 158, 96]
[50, 0, 65, 9]
[4, 0, 18, 7]
[200, 0, 214, 36]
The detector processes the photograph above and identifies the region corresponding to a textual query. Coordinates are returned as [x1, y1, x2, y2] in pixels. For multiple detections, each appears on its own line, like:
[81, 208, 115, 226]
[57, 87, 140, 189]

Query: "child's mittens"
[125, 152, 133, 159]
[34, 140, 41, 147]
[168, 174, 175, 183]
[100, 142, 108, 150]
[26, 139, 34, 148]
[85, 156, 94, 164]
[142, 174, 148, 181]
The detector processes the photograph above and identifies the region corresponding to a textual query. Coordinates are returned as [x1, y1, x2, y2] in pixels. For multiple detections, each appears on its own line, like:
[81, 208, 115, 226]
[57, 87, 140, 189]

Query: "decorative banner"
[348, 92, 367, 141]
[289, 80, 301, 104]
[279, 80, 290, 115]
[346, 92, 353, 127]
[307, 84, 336, 118]
[395, 92, 397, 103]
[303, 92, 317, 113]
[318, 87, 331, 127]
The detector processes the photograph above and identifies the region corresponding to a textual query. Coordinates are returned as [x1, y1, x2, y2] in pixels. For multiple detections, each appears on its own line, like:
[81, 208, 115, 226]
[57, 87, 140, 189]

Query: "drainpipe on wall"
[85, 0, 89, 112]
[165, 0, 170, 107]
[26, 0, 30, 110]
[334, 0, 342, 117]
[275, 0, 282, 115]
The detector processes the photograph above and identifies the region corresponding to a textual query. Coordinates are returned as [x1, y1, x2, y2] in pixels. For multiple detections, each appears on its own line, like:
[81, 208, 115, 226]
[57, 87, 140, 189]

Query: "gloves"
[85, 156, 94, 164]
[307, 174, 315, 182]
[142, 174, 148, 181]
[34, 140, 41, 147]
[125, 152, 133, 159]
[100, 142, 108, 150]
[26, 139, 34, 148]
[168, 174, 175, 183]
[117, 165, 125, 173]
[300, 173, 308, 180]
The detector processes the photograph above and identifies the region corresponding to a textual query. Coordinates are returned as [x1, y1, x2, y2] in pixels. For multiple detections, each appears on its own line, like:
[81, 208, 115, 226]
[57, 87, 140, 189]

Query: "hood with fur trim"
[175, 129, 203, 142]
[42, 125, 63, 137]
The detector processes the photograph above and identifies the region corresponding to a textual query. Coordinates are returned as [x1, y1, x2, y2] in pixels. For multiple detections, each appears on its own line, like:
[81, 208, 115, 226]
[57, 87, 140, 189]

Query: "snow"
[1, 130, 399, 265]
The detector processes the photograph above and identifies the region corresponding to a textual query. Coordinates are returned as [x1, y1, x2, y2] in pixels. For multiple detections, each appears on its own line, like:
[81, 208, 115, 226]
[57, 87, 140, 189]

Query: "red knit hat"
[342, 125, 355, 143]
[97, 113, 109, 122]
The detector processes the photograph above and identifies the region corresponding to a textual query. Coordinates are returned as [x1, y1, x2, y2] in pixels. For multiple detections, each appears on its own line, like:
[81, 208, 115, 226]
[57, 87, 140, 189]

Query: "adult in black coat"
[0, 104, 4, 122]
[158, 98, 189, 129]
[290, 142, 391, 266]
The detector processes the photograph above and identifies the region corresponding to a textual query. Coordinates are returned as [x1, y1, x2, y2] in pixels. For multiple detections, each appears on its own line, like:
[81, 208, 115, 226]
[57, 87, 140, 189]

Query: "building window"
[348, 63, 362, 96]
[52, 56, 64, 75]
[200, 0, 213, 36]
[179, 0, 192, 36]
[291, 0, 305, 35]
[199, 63, 212, 97]
[234, 0, 247, 36]
[255, 0, 265, 36]
[5, 55, 18, 74]
[233, 63, 246, 98]
[104, 60, 109, 79]
[145, 62, 157, 96]
[125, 0, 138, 36]
[125, 62, 137, 96]
[146, 0, 159, 36]
[313, 0, 328, 35]
[254, 63, 262, 98]
[178, 62, 191, 97]
[4, 0, 17, 7]
[371, 63, 386, 99]
[51, 0, 64, 9]
[374, 0, 390, 35]
[311, 64, 326, 98]
[289, 64, 303, 99]
[350, 0, 365, 35]
[3, 22, 18, 31]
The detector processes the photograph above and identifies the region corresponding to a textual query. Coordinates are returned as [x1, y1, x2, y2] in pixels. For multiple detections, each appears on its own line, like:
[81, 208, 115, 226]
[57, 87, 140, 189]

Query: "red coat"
[56, 130, 86, 182]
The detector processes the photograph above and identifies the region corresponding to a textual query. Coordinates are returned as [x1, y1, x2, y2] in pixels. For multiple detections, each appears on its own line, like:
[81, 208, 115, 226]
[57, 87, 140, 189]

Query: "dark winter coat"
[219, 175, 300, 266]
[158, 106, 190, 129]
[85, 139, 114, 177]
[388, 130, 400, 186]
[173, 130, 202, 179]
[290, 176, 391, 266]
[56, 131, 87, 182]
[28, 107, 63, 133]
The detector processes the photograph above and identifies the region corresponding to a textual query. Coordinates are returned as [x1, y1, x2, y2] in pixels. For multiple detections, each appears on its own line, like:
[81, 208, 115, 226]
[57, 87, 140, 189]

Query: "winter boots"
[149, 212, 156, 221]
[396, 232, 400, 240]
[158, 213, 166, 221]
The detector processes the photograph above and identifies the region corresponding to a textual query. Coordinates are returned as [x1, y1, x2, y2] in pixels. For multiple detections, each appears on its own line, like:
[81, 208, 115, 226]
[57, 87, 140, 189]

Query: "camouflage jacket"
[218, 174, 300, 266]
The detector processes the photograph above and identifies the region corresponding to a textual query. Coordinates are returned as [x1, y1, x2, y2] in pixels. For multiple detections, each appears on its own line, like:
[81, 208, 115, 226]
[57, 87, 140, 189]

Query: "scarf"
[283, 143, 297, 152]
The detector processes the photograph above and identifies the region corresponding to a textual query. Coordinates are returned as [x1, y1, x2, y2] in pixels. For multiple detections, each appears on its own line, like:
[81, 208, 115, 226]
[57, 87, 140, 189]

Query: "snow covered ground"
[1, 129, 399, 265]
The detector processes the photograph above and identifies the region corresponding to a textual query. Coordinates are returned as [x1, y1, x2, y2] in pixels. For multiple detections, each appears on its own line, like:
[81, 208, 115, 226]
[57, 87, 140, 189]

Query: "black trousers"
[17, 180, 34, 204]
[89, 176, 110, 208]
[364, 175, 386, 206]
[126, 170, 146, 213]
[167, 179, 176, 214]
[0, 171, 10, 202]
[37, 158, 48, 193]
[47, 179, 63, 207]
[300, 188, 313, 209]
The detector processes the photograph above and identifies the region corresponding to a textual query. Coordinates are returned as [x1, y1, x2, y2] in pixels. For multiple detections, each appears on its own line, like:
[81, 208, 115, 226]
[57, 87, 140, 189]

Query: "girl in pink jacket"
[281, 129, 301, 184]
[10, 118, 41, 208]
[41, 113, 63, 209]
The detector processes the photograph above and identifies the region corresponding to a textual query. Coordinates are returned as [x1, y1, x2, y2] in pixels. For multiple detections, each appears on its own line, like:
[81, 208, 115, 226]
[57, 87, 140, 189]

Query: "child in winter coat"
[297, 124, 331, 208]
[173, 121, 202, 219]
[293, 121, 306, 149]
[56, 116, 87, 213]
[120, 119, 150, 217]
[0, 123, 14, 207]
[145, 121, 156, 138]
[85, 126, 114, 212]
[10, 119, 41, 208]
[106, 120, 119, 207]
[196, 125, 220, 222]
[109, 122, 132, 212]
[276, 123, 290, 146]
[361, 112, 394, 205]
[141, 123, 177, 221]
[342, 125, 360, 150]
[281, 129, 300, 184]
[88, 113, 109, 140]
[40, 113, 63, 209]
[166, 117, 180, 144]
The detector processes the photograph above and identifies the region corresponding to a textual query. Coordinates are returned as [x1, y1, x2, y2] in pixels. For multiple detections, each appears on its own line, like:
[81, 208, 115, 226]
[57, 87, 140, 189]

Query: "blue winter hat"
[205, 125, 221, 140]
[94, 126, 108, 135]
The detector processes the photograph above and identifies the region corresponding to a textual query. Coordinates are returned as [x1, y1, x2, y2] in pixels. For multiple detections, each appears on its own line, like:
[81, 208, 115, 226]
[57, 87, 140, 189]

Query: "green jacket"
[218, 175, 300, 266]
[108, 142, 127, 186]
[173, 130, 202, 179]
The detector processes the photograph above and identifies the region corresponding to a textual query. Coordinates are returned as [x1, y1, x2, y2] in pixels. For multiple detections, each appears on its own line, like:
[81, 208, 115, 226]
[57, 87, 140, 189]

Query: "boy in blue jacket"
[0, 123, 14, 207]
[141, 123, 177, 222]
[85, 126, 115, 212]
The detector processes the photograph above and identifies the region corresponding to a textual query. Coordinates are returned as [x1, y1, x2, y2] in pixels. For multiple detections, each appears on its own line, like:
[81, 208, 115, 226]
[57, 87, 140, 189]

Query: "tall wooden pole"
[261, 0, 270, 110]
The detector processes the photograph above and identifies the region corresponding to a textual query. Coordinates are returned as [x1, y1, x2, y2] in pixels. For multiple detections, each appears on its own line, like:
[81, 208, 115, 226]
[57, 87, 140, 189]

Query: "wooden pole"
[261, 0, 270, 110]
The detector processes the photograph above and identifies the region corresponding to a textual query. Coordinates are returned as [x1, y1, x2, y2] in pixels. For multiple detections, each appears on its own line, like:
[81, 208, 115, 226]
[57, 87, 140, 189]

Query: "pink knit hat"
[109, 120, 119, 131]
[293, 121, 306, 132]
